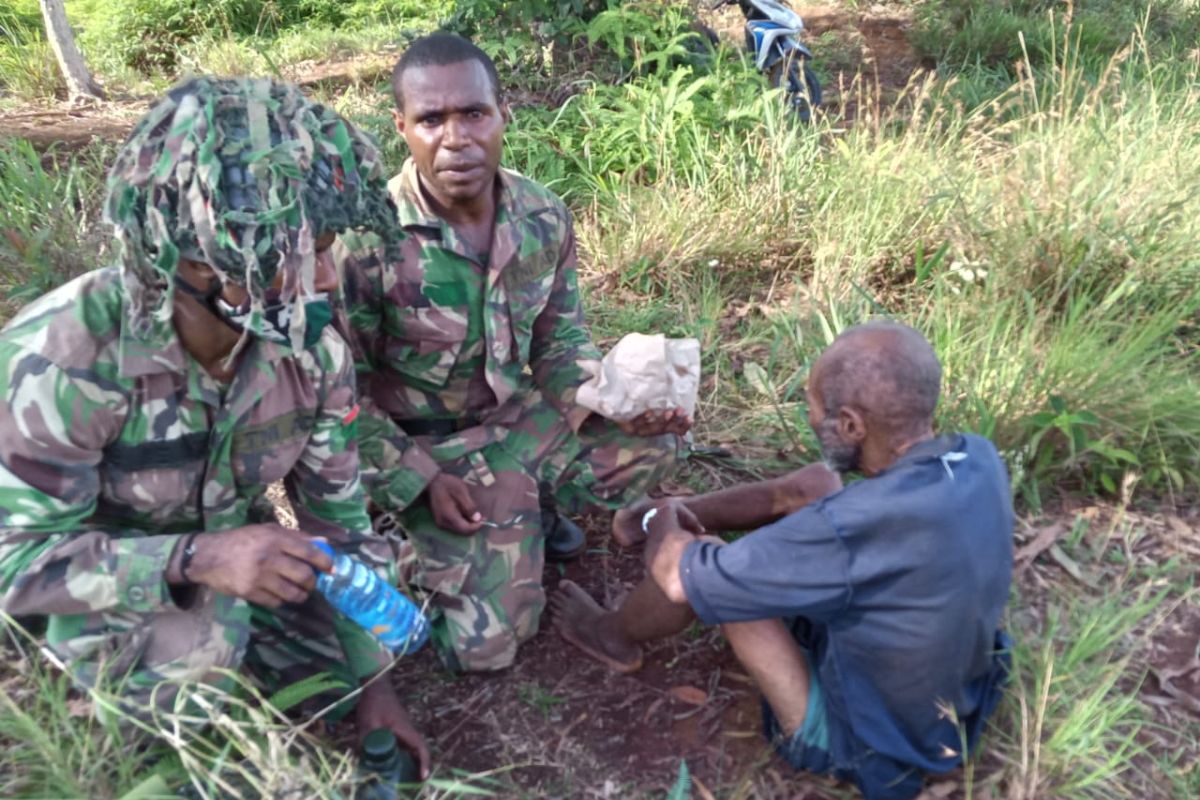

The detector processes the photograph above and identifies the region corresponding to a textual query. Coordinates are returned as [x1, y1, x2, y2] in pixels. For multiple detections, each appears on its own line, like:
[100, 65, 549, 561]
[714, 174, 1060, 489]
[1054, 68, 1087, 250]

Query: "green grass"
[0, 138, 113, 309]
[1, 614, 504, 798]
[0, 3, 64, 100]
[908, 0, 1200, 110]
[912, 0, 1200, 73]
[542, 27, 1200, 503]
[993, 585, 1184, 799]
[70, 0, 449, 75]
[515, 682, 567, 720]
[6, 571, 1192, 798]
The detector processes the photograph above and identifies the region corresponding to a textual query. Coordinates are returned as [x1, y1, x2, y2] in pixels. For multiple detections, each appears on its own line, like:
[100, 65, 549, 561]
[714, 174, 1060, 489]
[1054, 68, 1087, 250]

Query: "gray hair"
[817, 321, 942, 434]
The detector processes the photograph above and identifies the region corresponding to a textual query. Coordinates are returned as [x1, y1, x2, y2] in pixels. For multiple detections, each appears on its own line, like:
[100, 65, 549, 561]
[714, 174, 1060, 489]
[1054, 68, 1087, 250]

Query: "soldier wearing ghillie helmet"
[0, 77, 429, 774]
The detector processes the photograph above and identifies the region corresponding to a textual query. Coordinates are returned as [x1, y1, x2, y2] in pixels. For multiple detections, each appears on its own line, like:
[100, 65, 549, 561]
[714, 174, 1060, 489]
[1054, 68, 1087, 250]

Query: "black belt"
[396, 418, 475, 437]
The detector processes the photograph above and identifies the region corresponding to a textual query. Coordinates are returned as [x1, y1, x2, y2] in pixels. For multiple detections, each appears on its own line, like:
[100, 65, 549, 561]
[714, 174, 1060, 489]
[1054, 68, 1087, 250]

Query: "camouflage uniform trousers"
[386, 390, 681, 673]
[43, 535, 394, 725]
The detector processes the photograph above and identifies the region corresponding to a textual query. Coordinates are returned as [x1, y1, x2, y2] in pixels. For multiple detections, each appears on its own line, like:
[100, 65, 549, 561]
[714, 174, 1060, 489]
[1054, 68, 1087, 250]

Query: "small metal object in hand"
[641, 507, 659, 534]
[478, 513, 530, 529]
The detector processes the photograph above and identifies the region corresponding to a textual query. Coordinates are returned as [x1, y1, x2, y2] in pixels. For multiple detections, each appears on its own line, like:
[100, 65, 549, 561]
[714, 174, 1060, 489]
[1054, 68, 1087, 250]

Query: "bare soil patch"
[384, 513, 843, 799]
[806, 4, 924, 93]
[700, 2, 924, 116]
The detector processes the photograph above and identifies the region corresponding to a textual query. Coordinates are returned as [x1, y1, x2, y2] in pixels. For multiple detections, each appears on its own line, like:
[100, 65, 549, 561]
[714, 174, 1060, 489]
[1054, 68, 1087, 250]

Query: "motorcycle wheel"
[767, 56, 822, 122]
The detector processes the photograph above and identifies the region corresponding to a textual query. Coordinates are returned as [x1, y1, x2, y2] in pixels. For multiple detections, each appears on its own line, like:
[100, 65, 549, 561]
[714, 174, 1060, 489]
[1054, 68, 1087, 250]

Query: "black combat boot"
[539, 484, 586, 562]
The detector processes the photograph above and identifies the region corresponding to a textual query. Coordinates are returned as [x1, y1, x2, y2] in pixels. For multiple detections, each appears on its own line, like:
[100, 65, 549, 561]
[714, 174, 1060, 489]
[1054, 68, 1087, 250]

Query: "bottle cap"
[313, 540, 335, 561]
[363, 728, 398, 762]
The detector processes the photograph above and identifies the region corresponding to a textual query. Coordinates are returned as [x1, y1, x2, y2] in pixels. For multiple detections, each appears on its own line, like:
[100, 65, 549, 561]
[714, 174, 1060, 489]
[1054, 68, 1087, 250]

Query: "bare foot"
[550, 580, 643, 673]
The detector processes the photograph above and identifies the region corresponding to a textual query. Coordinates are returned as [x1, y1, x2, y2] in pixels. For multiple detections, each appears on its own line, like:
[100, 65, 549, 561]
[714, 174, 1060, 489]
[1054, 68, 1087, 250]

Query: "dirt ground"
[703, 2, 924, 119]
[387, 518, 811, 799]
[370, 494, 1200, 799]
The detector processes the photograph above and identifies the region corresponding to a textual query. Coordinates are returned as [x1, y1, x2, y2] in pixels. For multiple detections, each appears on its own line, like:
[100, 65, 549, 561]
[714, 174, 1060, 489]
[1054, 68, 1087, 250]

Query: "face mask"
[176, 275, 332, 350]
[215, 292, 334, 350]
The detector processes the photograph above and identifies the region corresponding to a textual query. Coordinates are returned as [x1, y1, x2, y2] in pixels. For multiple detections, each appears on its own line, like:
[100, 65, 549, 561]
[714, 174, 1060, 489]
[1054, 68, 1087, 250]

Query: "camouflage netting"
[103, 76, 401, 350]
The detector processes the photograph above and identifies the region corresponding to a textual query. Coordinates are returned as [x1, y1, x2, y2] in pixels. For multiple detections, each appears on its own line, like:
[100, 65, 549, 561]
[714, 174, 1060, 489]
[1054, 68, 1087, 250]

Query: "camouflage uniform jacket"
[338, 159, 602, 510]
[0, 269, 390, 680]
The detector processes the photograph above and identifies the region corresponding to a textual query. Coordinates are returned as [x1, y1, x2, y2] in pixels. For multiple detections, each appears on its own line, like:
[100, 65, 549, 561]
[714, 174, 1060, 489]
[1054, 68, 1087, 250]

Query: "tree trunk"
[39, 0, 105, 102]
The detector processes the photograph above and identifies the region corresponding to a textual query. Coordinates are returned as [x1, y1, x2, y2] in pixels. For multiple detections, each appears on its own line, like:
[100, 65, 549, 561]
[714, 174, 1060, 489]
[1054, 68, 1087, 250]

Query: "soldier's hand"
[357, 679, 432, 780]
[427, 473, 484, 535]
[182, 523, 333, 607]
[617, 407, 693, 438]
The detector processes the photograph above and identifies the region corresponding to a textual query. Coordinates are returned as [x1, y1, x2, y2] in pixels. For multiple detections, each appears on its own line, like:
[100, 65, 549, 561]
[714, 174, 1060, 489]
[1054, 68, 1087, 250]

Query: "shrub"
[73, 0, 441, 75]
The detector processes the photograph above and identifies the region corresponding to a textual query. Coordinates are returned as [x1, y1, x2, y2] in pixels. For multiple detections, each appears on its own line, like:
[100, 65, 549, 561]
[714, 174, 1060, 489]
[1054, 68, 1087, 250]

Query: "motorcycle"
[710, 0, 821, 120]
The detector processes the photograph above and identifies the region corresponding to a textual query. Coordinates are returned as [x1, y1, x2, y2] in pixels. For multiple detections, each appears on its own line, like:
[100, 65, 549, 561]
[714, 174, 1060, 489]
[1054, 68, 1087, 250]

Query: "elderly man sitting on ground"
[553, 322, 1014, 800]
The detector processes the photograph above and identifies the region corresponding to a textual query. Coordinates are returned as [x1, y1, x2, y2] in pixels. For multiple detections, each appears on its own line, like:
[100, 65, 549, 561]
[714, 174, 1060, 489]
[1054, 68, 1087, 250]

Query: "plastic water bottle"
[312, 541, 429, 655]
[356, 728, 420, 799]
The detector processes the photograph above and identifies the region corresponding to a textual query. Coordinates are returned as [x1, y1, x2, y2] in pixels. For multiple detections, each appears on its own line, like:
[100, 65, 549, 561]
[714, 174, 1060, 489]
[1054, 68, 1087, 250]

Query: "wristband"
[178, 532, 200, 583]
[641, 507, 659, 534]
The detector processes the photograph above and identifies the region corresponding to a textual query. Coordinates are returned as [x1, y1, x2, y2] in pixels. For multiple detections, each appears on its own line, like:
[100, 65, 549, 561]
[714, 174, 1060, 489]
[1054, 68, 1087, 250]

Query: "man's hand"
[770, 463, 843, 516]
[427, 473, 483, 535]
[357, 679, 431, 781]
[643, 500, 705, 605]
[617, 407, 693, 438]
[176, 523, 332, 608]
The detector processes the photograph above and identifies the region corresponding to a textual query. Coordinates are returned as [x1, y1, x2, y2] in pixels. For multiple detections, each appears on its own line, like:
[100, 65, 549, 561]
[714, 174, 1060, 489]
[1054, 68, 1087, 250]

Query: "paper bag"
[575, 333, 700, 422]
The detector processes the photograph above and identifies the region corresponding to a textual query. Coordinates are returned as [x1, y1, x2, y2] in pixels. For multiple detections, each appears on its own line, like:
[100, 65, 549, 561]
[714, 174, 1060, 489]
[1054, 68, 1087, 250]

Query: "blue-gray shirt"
[680, 434, 1013, 791]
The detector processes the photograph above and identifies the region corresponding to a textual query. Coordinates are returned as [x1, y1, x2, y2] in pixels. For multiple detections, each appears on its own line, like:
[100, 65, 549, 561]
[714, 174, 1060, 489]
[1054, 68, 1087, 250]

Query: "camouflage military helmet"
[103, 76, 400, 345]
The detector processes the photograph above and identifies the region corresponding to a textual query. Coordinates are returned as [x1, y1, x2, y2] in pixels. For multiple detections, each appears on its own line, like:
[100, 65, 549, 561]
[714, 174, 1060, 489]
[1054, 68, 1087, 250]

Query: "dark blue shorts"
[760, 648, 924, 800]
[760, 647, 834, 774]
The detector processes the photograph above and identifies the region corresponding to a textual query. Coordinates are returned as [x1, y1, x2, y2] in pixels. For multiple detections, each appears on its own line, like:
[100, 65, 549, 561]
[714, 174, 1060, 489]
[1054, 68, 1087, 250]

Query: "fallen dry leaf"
[1151, 666, 1200, 716]
[1156, 658, 1200, 683]
[693, 775, 718, 800]
[67, 696, 92, 718]
[667, 685, 708, 706]
[1048, 543, 1098, 588]
[1014, 522, 1066, 570]
[723, 671, 756, 685]
[1166, 516, 1194, 538]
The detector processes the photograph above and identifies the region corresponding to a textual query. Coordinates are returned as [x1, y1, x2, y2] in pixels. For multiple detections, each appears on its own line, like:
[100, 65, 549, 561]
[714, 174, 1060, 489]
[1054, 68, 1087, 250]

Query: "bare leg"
[722, 619, 811, 735]
[551, 577, 695, 672]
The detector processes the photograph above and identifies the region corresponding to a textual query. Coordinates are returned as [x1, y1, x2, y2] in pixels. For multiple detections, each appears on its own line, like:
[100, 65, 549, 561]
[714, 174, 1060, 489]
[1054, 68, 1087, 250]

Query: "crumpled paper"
[575, 333, 700, 422]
